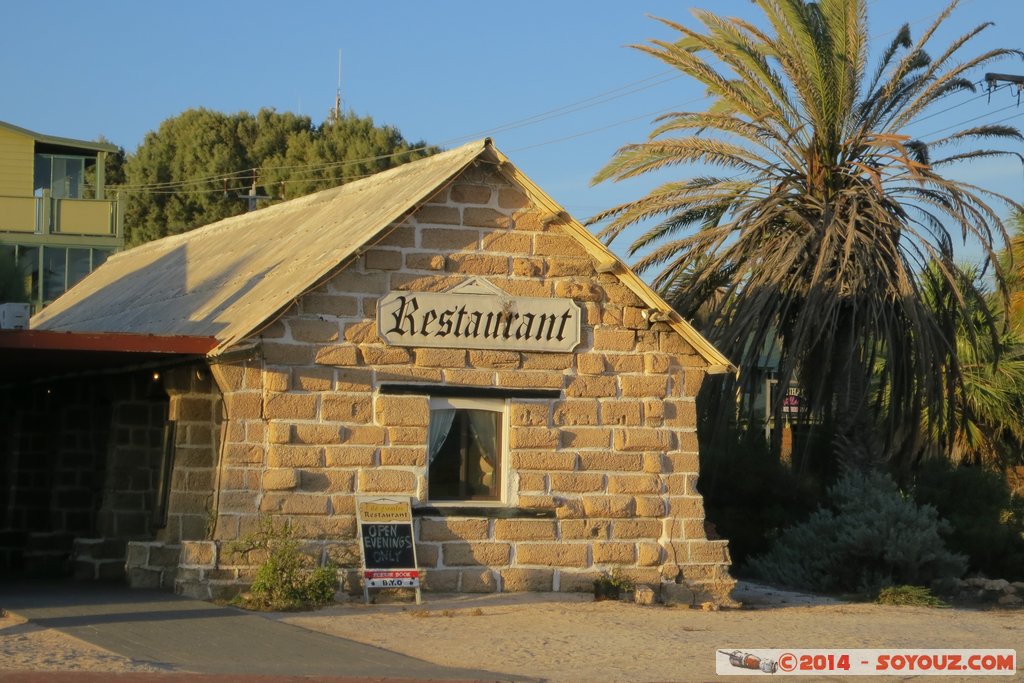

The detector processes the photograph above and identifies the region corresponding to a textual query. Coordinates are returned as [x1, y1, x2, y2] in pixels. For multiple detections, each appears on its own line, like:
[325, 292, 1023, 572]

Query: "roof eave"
[0, 330, 218, 355]
[0, 120, 118, 153]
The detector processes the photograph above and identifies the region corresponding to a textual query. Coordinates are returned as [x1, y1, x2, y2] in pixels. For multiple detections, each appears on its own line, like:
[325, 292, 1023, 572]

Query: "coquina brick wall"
[172, 160, 733, 603]
[0, 382, 112, 576]
[1, 369, 213, 581]
[125, 365, 223, 589]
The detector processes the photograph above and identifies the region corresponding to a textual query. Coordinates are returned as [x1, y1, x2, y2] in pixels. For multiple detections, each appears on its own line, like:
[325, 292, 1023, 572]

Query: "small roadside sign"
[356, 497, 420, 604]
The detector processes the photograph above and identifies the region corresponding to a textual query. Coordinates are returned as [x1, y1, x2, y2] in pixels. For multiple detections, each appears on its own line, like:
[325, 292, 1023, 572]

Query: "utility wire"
[109, 71, 685, 193]
[508, 98, 711, 154]
[919, 100, 1023, 140]
[109, 1, 1005, 196]
[119, 87, 1023, 198]
[121, 79, 1010, 196]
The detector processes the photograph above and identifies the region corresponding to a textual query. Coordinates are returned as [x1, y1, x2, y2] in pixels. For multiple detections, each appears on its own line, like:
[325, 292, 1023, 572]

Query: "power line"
[508, 97, 711, 154]
[919, 100, 1023, 140]
[109, 70, 686, 193]
[110, 1, 1005, 196]
[116, 87, 1015, 197]
[441, 72, 685, 145]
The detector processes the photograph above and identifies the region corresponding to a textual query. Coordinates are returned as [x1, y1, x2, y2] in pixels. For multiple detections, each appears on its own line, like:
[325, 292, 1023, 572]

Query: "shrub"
[748, 469, 967, 595]
[0, 251, 28, 303]
[593, 569, 634, 601]
[912, 460, 1024, 581]
[697, 422, 822, 567]
[876, 585, 949, 608]
[231, 519, 338, 611]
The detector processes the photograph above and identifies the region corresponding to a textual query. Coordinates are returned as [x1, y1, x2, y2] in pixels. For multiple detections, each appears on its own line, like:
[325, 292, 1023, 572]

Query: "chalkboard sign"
[361, 522, 415, 569]
[356, 497, 421, 602]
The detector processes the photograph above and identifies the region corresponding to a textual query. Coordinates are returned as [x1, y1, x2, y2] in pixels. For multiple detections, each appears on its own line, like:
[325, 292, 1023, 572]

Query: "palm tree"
[1005, 212, 1024, 334]
[590, 0, 1023, 466]
[917, 264, 1024, 467]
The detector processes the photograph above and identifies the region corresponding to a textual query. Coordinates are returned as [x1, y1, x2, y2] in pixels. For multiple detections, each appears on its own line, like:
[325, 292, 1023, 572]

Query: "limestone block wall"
[157, 365, 222, 544]
[0, 381, 111, 575]
[125, 541, 181, 590]
[196, 161, 733, 603]
[2, 370, 189, 579]
[125, 365, 223, 590]
[95, 381, 168, 541]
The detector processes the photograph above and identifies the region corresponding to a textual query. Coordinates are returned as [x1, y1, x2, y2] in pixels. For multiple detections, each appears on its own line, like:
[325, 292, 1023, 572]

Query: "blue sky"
[4, 0, 1024, 265]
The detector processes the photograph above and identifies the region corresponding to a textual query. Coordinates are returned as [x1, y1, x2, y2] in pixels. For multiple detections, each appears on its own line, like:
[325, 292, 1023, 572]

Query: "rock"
[997, 594, 1023, 609]
[965, 577, 989, 589]
[984, 579, 1010, 592]
[634, 584, 656, 606]
[717, 594, 743, 610]
[1011, 582, 1024, 594]
[661, 582, 694, 607]
[930, 577, 962, 596]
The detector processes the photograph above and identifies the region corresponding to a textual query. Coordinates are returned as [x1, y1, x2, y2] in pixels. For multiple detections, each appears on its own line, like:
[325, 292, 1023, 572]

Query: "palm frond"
[589, 0, 1021, 465]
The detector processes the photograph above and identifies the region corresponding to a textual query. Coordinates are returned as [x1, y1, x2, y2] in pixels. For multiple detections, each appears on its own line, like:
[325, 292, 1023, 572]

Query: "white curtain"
[466, 409, 498, 489]
[427, 409, 456, 464]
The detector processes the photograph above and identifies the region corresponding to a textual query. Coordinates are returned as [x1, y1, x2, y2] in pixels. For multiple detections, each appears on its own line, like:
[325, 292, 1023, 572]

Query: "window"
[67, 248, 91, 290]
[17, 246, 39, 303]
[34, 154, 86, 198]
[427, 397, 507, 502]
[41, 246, 66, 303]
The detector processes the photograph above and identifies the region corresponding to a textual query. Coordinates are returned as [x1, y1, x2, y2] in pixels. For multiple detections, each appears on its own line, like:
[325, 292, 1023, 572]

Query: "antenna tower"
[334, 49, 343, 121]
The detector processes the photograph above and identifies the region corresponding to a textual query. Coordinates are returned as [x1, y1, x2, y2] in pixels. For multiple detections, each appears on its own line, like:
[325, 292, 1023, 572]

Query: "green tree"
[590, 0, 1023, 466]
[1004, 212, 1024, 335]
[748, 469, 966, 594]
[259, 113, 434, 200]
[917, 264, 1024, 466]
[0, 250, 28, 303]
[83, 135, 127, 200]
[121, 108, 436, 245]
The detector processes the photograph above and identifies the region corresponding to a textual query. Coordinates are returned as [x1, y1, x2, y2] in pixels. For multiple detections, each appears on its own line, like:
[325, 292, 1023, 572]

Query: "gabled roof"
[33, 142, 487, 352]
[0, 120, 118, 154]
[33, 140, 733, 372]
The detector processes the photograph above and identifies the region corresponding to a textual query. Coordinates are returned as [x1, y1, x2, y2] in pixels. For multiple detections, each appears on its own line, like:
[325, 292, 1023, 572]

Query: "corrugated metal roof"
[33, 141, 489, 354]
[32, 138, 733, 371]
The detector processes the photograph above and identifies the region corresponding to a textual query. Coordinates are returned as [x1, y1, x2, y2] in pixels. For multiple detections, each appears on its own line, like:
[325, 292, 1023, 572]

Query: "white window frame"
[426, 396, 510, 506]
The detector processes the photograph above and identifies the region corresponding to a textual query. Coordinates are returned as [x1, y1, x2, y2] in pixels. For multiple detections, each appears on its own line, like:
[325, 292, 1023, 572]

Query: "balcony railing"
[0, 192, 121, 238]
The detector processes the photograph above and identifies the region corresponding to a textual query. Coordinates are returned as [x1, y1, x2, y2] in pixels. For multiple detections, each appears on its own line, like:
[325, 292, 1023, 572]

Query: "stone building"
[7, 140, 736, 603]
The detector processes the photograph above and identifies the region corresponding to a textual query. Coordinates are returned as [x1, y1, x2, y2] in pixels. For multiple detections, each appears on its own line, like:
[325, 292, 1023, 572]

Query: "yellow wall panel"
[0, 196, 37, 232]
[0, 127, 34, 197]
[57, 199, 113, 235]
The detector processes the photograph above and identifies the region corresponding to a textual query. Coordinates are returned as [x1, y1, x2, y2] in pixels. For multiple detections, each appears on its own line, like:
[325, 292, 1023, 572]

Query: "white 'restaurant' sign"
[377, 278, 581, 352]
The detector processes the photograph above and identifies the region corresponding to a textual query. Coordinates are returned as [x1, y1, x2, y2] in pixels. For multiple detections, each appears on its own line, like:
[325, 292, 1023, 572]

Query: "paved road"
[0, 581, 527, 682]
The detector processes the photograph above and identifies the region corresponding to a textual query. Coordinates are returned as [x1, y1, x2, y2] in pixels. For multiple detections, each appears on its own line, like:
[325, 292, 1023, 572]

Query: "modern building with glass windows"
[0, 120, 123, 310]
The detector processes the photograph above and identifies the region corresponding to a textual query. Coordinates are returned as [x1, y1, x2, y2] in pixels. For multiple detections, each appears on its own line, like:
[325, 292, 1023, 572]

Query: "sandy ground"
[280, 583, 1024, 682]
[1, 583, 1021, 681]
[0, 611, 161, 673]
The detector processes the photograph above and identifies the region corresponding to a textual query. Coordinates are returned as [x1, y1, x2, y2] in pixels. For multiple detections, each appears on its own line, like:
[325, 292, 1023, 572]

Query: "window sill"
[412, 505, 556, 519]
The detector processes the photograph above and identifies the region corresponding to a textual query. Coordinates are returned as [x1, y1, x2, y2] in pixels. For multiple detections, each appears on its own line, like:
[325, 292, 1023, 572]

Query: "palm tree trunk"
[831, 322, 880, 470]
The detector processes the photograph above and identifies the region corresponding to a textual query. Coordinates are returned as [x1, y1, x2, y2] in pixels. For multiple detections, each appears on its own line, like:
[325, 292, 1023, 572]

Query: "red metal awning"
[0, 330, 218, 384]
